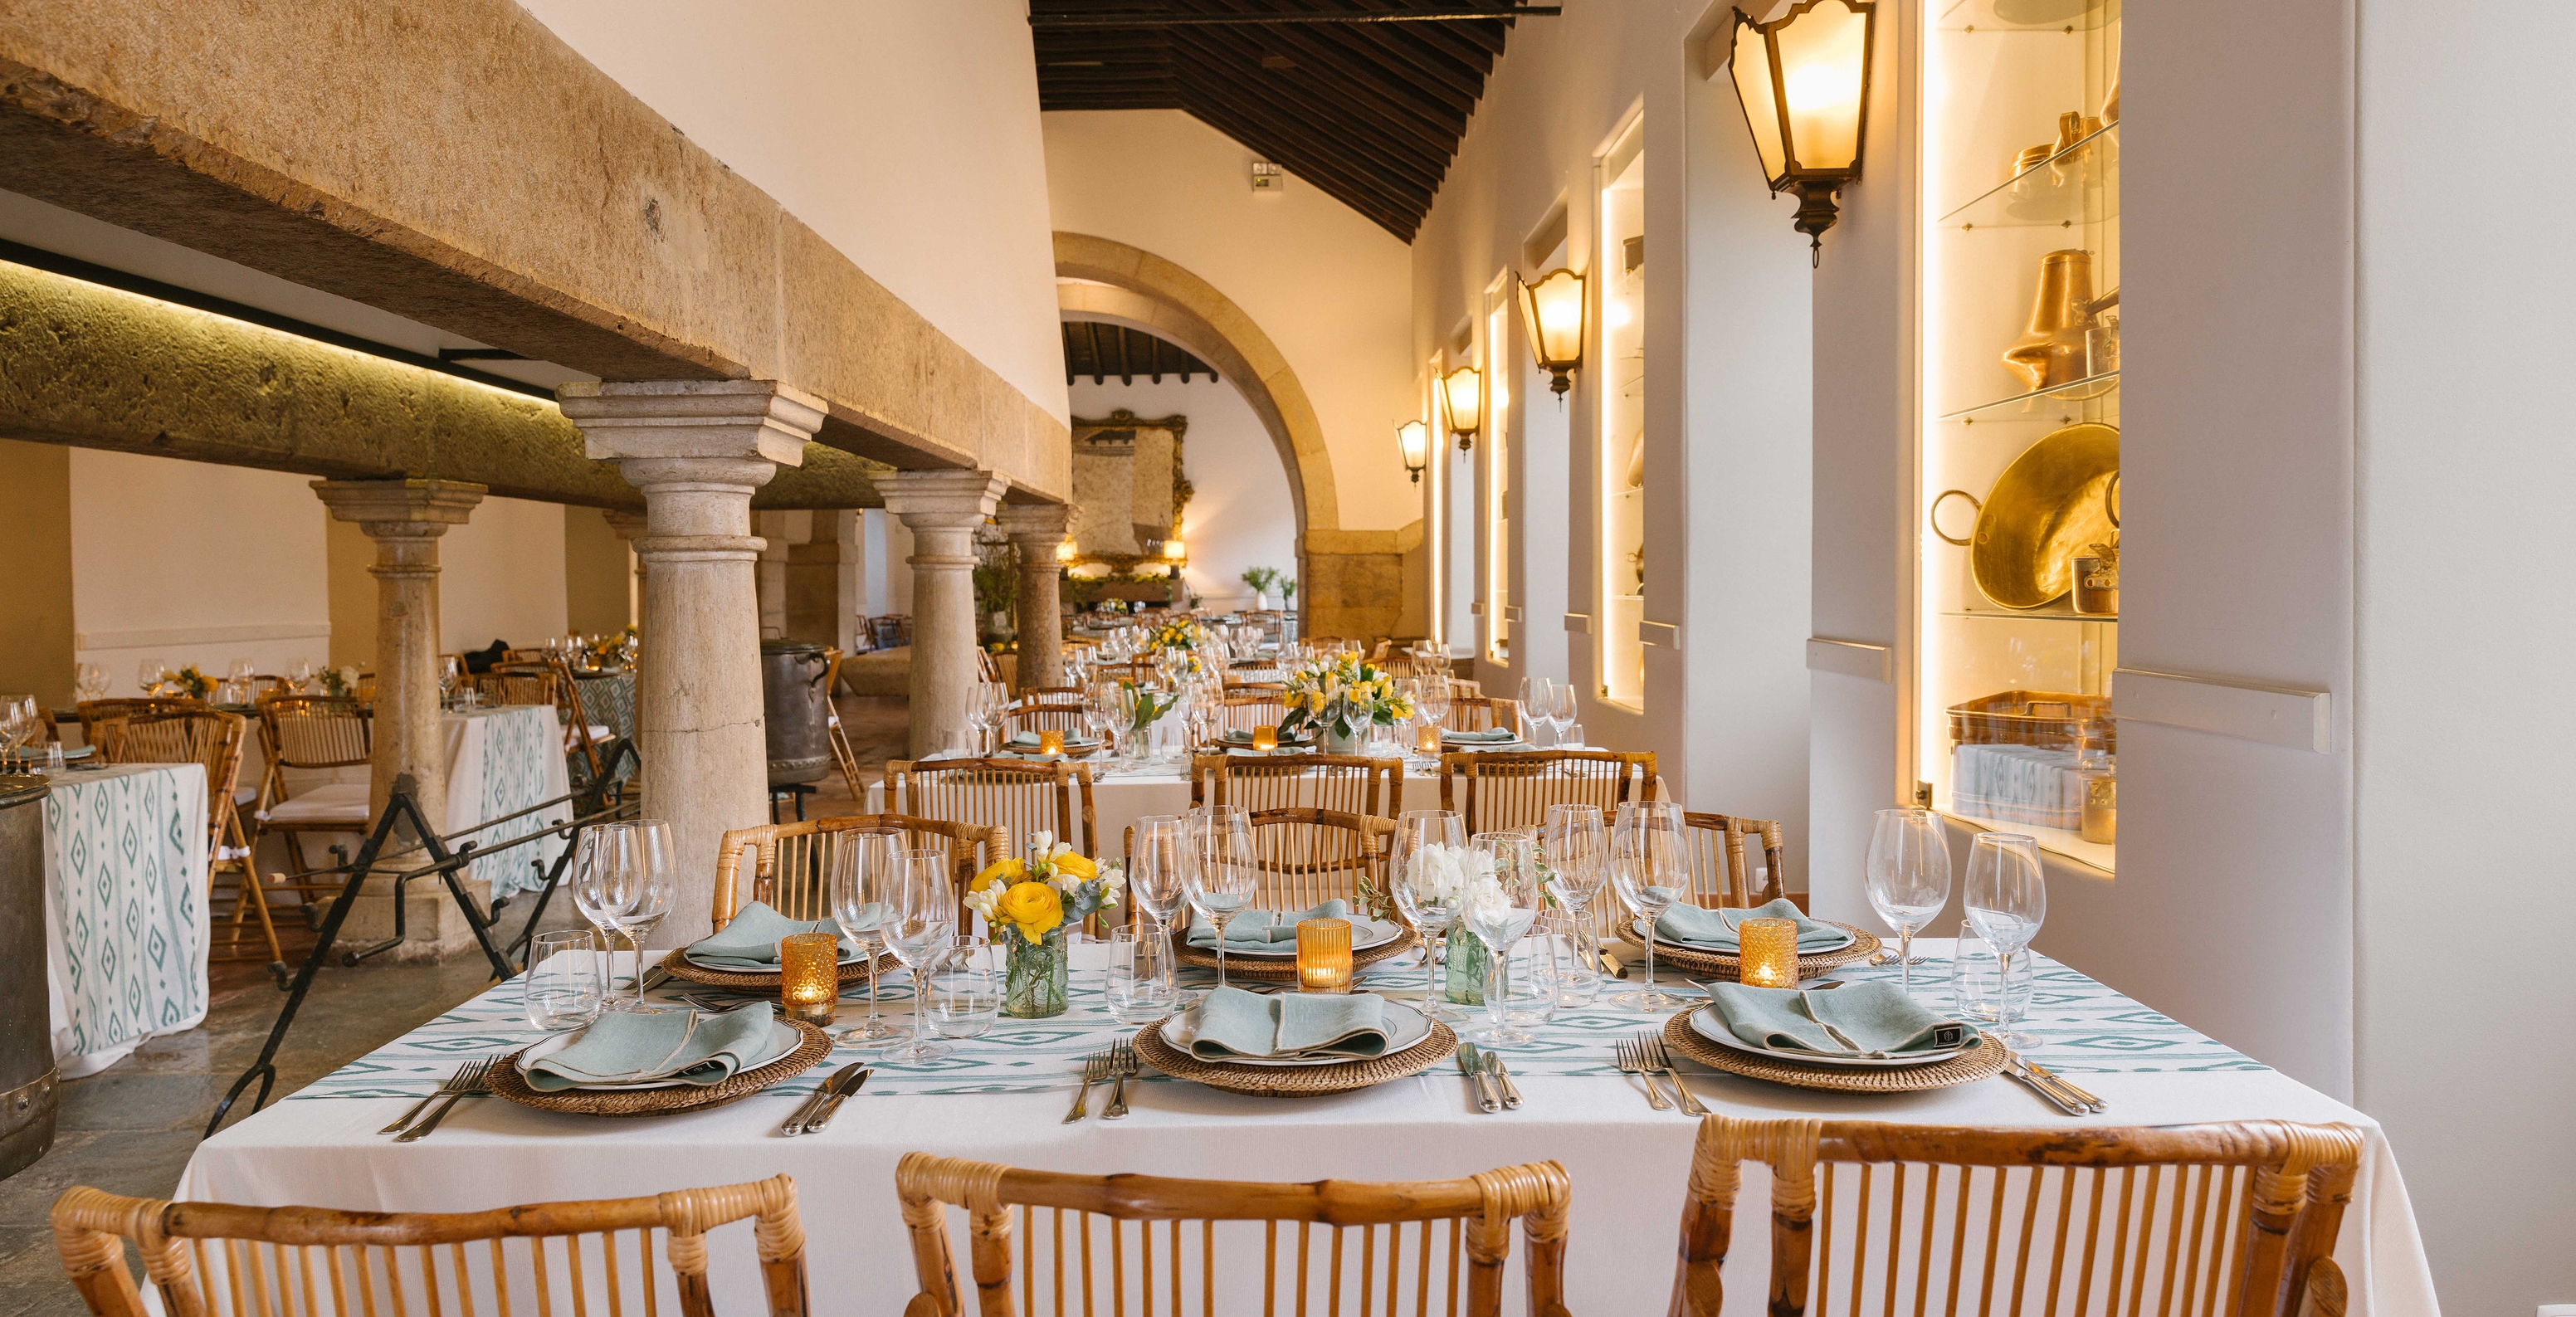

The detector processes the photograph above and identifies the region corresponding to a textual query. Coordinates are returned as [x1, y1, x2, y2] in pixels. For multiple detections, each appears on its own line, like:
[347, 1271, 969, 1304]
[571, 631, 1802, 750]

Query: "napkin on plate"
[683, 900, 861, 970]
[1185, 986, 1391, 1061]
[523, 1002, 778, 1090]
[1698, 981, 1967, 1057]
[1654, 897, 1849, 952]
[1441, 727, 1519, 744]
[1186, 901, 1394, 950]
[1007, 731, 1093, 749]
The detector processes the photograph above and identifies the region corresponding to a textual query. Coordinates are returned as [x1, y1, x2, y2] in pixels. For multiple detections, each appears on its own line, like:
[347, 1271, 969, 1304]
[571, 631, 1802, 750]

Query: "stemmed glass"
[1546, 685, 1578, 747]
[831, 830, 910, 1047]
[1541, 803, 1608, 1005]
[136, 659, 168, 698]
[74, 664, 109, 702]
[287, 659, 315, 694]
[1865, 807, 1953, 997]
[606, 820, 676, 1010]
[1608, 800, 1690, 1011]
[1465, 831, 1544, 1045]
[1517, 677, 1554, 745]
[438, 656, 462, 710]
[568, 826, 630, 1006]
[0, 696, 36, 766]
[1389, 809, 1467, 1018]
[1129, 813, 1189, 994]
[1964, 832, 2047, 1048]
[1182, 806, 1258, 991]
[882, 848, 960, 1063]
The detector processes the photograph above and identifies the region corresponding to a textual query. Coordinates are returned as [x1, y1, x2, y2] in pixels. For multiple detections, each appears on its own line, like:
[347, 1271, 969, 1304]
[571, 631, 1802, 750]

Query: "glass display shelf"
[1934, 0, 2121, 33]
[1937, 121, 2117, 232]
[1940, 369, 2117, 422]
[1941, 809, 2114, 876]
[1943, 606, 2116, 622]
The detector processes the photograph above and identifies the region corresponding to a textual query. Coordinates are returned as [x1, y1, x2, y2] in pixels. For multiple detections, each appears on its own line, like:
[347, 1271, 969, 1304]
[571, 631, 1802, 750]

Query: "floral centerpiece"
[1147, 619, 1202, 652]
[1404, 841, 1508, 1006]
[965, 832, 1125, 1018]
[315, 666, 363, 698]
[1281, 654, 1415, 754]
[169, 665, 215, 700]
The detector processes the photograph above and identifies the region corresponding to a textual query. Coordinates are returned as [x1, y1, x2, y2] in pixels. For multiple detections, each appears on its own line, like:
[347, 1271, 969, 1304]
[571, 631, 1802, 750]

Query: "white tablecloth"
[285, 705, 572, 898]
[178, 943, 2435, 1315]
[40, 763, 208, 1078]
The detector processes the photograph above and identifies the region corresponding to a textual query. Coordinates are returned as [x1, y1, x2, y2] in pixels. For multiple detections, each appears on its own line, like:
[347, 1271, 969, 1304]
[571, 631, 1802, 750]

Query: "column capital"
[877, 469, 1007, 529]
[311, 478, 486, 537]
[603, 508, 649, 540]
[993, 500, 1071, 544]
[557, 379, 825, 467]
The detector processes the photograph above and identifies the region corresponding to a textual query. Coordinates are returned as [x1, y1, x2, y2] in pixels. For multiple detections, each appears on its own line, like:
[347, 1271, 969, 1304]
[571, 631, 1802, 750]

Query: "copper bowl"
[1969, 422, 2120, 610]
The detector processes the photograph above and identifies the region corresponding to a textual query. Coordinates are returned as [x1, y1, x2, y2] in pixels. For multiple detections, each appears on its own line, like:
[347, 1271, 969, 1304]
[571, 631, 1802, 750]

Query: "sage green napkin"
[1698, 981, 1967, 1056]
[523, 1002, 778, 1090]
[1655, 897, 1851, 952]
[1186, 901, 1397, 950]
[1185, 986, 1391, 1061]
[1441, 727, 1518, 744]
[1007, 730, 1095, 749]
[683, 900, 861, 970]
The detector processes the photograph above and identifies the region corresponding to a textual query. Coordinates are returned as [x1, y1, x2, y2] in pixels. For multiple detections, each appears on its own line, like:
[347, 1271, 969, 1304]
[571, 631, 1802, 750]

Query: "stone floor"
[0, 695, 910, 1317]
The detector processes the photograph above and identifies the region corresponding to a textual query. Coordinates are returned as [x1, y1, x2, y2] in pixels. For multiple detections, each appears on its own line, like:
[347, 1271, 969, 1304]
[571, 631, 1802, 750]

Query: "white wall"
[439, 495, 571, 653]
[516, 0, 1067, 424]
[1067, 375, 1298, 614]
[1044, 110, 1418, 532]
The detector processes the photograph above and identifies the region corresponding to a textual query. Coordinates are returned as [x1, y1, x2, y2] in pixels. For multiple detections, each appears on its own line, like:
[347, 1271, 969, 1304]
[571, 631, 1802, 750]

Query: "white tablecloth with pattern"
[180, 942, 2435, 1315]
[282, 706, 572, 900]
[40, 763, 208, 1078]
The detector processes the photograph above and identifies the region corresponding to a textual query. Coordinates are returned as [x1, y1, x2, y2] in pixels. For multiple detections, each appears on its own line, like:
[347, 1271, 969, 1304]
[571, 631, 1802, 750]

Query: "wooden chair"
[1441, 695, 1520, 734]
[887, 758, 1098, 863]
[1219, 679, 1286, 695]
[1088, 659, 1168, 689]
[1445, 677, 1484, 700]
[1669, 1115, 2364, 1317]
[474, 661, 561, 710]
[713, 813, 1002, 929]
[90, 707, 278, 966]
[1680, 812, 1788, 909]
[1442, 749, 1656, 934]
[250, 695, 373, 890]
[1209, 692, 1289, 737]
[1191, 753, 1403, 818]
[894, 1154, 1569, 1317]
[822, 649, 869, 804]
[51, 1175, 809, 1317]
[1000, 695, 1090, 738]
[1246, 807, 1396, 917]
[974, 649, 1003, 685]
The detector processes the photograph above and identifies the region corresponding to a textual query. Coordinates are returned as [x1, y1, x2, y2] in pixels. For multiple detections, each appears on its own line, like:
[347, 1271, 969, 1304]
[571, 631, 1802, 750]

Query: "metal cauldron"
[0, 773, 56, 1181]
[760, 641, 833, 787]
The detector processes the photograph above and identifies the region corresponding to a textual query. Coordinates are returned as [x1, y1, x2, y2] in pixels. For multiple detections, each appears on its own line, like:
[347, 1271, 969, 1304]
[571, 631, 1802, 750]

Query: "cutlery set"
[778, 1064, 874, 1135]
[1065, 1039, 1140, 1123]
[1454, 1043, 1520, 1112]
[379, 1057, 498, 1143]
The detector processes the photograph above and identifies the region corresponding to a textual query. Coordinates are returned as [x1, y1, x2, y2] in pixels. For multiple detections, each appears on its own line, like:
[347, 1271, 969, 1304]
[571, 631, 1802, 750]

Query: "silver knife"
[792, 1066, 873, 1135]
[2025, 1059, 2105, 1112]
[781, 1064, 862, 1137]
[1481, 1049, 1522, 1110]
[1455, 1045, 1500, 1113]
[2004, 1059, 2085, 1115]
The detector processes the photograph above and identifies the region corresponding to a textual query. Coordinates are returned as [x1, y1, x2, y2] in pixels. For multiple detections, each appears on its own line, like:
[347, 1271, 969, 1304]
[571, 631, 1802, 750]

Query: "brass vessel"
[2003, 249, 2098, 391]
[1965, 422, 2120, 610]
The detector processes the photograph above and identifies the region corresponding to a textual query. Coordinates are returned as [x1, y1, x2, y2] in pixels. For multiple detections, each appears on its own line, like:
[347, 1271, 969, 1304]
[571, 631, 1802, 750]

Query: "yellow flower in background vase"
[995, 880, 1064, 943]
[1052, 852, 1098, 881]
[972, 858, 1027, 892]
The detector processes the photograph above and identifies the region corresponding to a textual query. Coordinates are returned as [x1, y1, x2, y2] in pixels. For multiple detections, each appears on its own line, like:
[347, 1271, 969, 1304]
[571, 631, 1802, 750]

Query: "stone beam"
[0, 260, 887, 510]
[0, 0, 1068, 499]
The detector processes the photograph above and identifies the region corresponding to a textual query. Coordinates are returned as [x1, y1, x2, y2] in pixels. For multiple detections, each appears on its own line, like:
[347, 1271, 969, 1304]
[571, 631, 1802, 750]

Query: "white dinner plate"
[1686, 1006, 1971, 1070]
[1190, 918, 1404, 958]
[1007, 736, 1105, 753]
[1632, 917, 1856, 955]
[515, 1017, 801, 1090]
[1162, 996, 1433, 1068]
[683, 944, 867, 972]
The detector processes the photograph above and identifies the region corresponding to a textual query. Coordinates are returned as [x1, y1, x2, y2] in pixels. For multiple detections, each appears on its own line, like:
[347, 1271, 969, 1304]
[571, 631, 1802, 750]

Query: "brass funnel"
[2003, 249, 2097, 391]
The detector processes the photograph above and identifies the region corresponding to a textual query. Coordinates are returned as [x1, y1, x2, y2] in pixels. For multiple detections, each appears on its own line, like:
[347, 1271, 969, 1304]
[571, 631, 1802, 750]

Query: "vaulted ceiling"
[1029, 2, 1544, 241]
[1061, 319, 1217, 385]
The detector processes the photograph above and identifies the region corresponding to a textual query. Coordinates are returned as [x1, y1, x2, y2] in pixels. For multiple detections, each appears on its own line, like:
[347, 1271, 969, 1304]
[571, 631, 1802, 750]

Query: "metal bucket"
[760, 641, 832, 787]
[0, 773, 56, 1181]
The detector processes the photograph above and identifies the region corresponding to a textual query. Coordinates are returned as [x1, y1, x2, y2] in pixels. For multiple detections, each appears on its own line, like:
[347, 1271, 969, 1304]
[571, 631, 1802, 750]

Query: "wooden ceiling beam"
[1172, 54, 1448, 195]
[1169, 35, 1453, 184]
[1183, 0, 1476, 120]
[1174, 71, 1432, 211]
[1340, 0, 1503, 66]
[1183, 93, 1419, 236]
[1168, 18, 1465, 159]
[1271, 0, 1487, 102]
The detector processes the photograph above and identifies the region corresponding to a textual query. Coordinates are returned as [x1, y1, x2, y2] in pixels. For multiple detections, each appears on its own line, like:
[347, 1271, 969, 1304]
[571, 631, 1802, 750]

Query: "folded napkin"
[1186, 901, 1396, 950]
[683, 900, 862, 970]
[1186, 987, 1391, 1061]
[1007, 730, 1095, 749]
[1699, 981, 1967, 1057]
[1654, 897, 1849, 952]
[1442, 727, 1518, 744]
[523, 1002, 778, 1090]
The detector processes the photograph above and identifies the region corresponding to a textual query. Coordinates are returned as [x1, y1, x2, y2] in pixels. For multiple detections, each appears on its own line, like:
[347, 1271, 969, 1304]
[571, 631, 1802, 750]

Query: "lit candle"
[1416, 721, 1443, 756]
[1037, 729, 1066, 756]
[778, 932, 840, 1025]
[1295, 918, 1354, 993]
[1251, 724, 1279, 753]
[1737, 917, 1800, 989]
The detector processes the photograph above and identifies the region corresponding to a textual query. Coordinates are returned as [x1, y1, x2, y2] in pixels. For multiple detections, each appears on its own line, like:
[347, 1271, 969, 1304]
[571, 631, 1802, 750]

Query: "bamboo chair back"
[76, 698, 207, 738]
[1088, 660, 1167, 690]
[894, 1154, 1569, 1317]
[1220, 680, 1286, 695]
[1445, 678, 1483, 700]
[1669, 1115, 2364, 1317]
[87, 709, 246, 836]
[474, 664, 561, 710]
[51, 1176, 808, 1317]
[1246, 808, 1395, 915]
[1211, 694, 1289, 736]
[1441, 697, 1519, 734]
[256, 696, 372, 770]
[1191, 754, 1402, 818]
[888, 758, 1098, 864]
[1680, 812, 1788, 909]
[975, 649, 1003, 685]
[822, 651, 868, 804]
[712, 813, 1002, 929]
[1442, 749, 1656, 936]
[1002, 697, 1091, 738]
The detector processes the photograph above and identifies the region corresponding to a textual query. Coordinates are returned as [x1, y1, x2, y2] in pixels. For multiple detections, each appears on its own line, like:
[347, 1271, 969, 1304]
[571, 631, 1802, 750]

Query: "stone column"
[604, 508, 647, 632]
[558, 380, 824, 947]
[996, 502, 1071, 692]
[878, 471, 1007, 757]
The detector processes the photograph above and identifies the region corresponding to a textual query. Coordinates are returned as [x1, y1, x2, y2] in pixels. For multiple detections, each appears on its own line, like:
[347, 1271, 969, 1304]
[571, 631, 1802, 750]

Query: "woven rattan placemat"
[487, 1018, 832, 1117]
[658, 949, 899, 991]
[1134, 1012, 1457, 1098]
[1618, 921, 1881, 981]
[1661, 1010, 2004, 1094]
[1171, 929, 1417, 982]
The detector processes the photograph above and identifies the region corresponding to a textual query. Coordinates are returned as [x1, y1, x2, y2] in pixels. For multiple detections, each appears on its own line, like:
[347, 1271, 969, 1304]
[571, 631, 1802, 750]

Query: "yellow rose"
[1053, 852, 1097, 880]
[971, 858, 1026, 892]
[994, 880, 1064, 943]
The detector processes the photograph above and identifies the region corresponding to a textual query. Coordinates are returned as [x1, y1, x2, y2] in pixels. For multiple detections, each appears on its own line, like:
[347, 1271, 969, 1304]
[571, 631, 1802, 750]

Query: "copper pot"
[2003, 249, 2097, 391]
[1949, 422, 2120, 610]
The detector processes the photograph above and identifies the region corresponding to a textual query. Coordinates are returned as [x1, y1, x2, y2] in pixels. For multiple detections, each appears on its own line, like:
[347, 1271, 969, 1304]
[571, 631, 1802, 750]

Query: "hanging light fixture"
[1723, 0, 1877, 264]
[1397, 419, 1431, 484]
[1440, 366, 1483, 451]
[1517, 268, 1585, 398]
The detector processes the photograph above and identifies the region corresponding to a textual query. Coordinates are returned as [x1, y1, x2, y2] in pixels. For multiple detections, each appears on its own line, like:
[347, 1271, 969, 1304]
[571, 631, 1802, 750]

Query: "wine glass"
[1516, 676, 1554, 745]
[883, 848, 961, 1063]
[74, 664, 109, 702]
[438, 656, 461, 709]
[1465, 831, 1544, 1045]
[1389, 809, 1467, 1018]
[569, 825, 637, 1009]
[1865, 807, 1953, 996]
[1547, 685, 1578, 746]
[923, 938, 1001, 1041]
[287, 658, 315, 694]
[136, 659, 167, 697]
[831, 830, 910, 1046]
[1964, 832, 2047, 1048]
[1182, 806, 1258, 991]
[1608, 800, 1690, 1011]
[1541, 803, 1608, 1003]
[607, 819, 676, 1009]
[0, 696, 35, 765]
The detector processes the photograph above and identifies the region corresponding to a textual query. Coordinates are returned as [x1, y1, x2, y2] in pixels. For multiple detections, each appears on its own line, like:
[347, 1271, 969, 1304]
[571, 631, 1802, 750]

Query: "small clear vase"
[1442, 924, 1489, 1006]
[1002, 927, 1071, 1019]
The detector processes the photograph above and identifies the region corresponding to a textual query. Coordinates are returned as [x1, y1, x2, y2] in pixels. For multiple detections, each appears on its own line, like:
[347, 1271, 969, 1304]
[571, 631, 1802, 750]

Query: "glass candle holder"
[1295, 918, 1354, 993]
[1737, 917, 1800, 989]
[1416, 721, 1443, 756]
[778, 932, 840, 1026]
[1037, 729, 1066, 755]
[1251, 724, 1279, 752]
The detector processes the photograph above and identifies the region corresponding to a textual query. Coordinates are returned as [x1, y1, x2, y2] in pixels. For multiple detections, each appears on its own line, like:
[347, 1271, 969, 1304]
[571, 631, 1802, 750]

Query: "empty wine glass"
[74, 664, 109, 702]
[1390, 808, 1468, 1018]
[1547, 685, 1578, 745]
[595, 819, 675, 1010]
[569, 825, 635, 1008]
[136, 659, 167, 697]
[0, 696, 36, 765]
[831, 830, 910, 1047]
[1541, 803, 1608, 1003]
[287, 658, 315, 694]
[923, 939, 1001, 1041]
[438, 656, 462, 708]
[1465, 831, 1544, 1045]
[1608, 800, 1690, 1012]
[1865, 807, 1953, 996]
[1964, 832, 2047, 1048]
[1182, 806, 1258, 991]
[1517, 676, 1554, 745]
[883, 848, 961, 1063]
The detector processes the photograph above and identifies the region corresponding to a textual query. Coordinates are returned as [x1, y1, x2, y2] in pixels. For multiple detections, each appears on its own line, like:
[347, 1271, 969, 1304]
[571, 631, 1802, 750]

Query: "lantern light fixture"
[1397, 419, 1431, 484]
[1722, 0, 1878, 265]
[1516, 268, 1586, 398]
[1162, 538, 1187, 563]
[1055, 539, 1077, 563]
[1440, 366, 1483, 451]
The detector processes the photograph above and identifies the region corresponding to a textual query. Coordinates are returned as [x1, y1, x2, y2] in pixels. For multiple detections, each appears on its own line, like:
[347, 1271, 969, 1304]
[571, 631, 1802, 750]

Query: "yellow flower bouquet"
[1280, 654, 1416, 753]
[965, 832, 1125, 1018]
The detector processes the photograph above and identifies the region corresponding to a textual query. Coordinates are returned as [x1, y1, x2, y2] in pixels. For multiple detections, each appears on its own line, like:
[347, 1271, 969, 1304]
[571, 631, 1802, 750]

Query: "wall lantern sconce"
[1516, 268, 1586, 398]
[1723, 0, 1877, 265]
[1397, 419, 1431, 484]
[1162, 538, 1188, 563]
[1055, 539, 1077, 564]
[1441, 366, 1483, 451]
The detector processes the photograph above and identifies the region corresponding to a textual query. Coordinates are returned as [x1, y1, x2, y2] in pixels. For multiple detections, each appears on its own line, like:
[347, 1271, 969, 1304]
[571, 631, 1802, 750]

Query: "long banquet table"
[179, 941, 2435, 1315]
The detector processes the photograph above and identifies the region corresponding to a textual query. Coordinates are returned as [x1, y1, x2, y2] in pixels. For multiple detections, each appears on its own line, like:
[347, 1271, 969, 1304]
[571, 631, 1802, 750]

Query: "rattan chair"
[886, 758, 1097, 863]
[712, 813, 1002, 929]
[1669, 1115, 2364, 1317]
[52, 1176, 808, 1317]
[250, 695, 373, 889]
[1680, 812, 1788, 909]
[1247, 807, 1396, 916]
[1441, 696, 1520, 734]
[1088, 659, 1168, 690]
[895, 1154, 1569, 1317]
[89, 706, 276, 966]
[1442, 749, 1656, 934]
[471, 662, 559, 711]
[1209, 692, 1289, 737]
[1001, 695, 1091, 738]
[1190, 753, 1403, 818]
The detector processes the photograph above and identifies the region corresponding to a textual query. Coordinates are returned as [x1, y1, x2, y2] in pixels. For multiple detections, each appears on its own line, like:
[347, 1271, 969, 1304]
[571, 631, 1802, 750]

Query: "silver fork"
[1614, 1039, 1672, 1112]
[380, 1060, 485, 1135]
[1102, 1038, 1138, 1119]
[1641, 1036, 1710, 1116]
[393, 1058, 495, 1143]
[1064, 1053, 1108, 1124]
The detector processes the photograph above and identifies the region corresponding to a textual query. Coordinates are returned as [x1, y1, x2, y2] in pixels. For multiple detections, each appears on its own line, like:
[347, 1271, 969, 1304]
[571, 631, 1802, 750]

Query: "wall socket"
[1249, 160, 1285, 193]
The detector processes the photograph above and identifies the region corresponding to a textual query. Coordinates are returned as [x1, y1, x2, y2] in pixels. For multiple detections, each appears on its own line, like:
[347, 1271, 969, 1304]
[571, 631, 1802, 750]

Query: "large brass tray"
[1969, 422, 2119, 609]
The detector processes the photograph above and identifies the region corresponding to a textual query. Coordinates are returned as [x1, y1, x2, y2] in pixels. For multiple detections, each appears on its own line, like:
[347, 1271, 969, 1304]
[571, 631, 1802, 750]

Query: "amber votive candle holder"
[1295, 918, 1354, 993]
[1037, 729, 1066, 755]
[1416, 721, 1443, 755]
[1737, 917, 1800, 989]
[778, 932, 841, 1025]
[1251, 724, 1279, 753]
